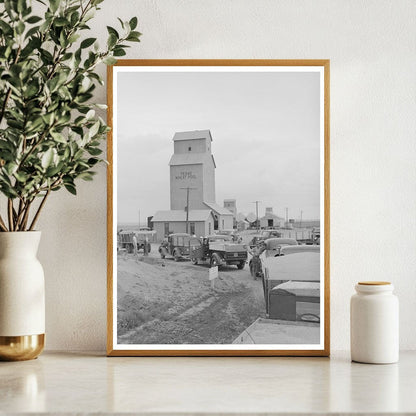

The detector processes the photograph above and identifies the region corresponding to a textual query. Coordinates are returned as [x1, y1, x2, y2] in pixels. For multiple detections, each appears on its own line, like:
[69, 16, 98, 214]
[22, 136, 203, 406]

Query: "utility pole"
[300, 210, 303, 228]
[138, 209, 140, 229]
[252, 200, 261, 231]
[285, 207, 288, 224]
[180, 187, 197, 234]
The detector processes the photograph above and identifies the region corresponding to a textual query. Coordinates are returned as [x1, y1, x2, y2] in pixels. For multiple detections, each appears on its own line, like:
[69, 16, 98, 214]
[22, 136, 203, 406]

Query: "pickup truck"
[191, 235, 247, 269]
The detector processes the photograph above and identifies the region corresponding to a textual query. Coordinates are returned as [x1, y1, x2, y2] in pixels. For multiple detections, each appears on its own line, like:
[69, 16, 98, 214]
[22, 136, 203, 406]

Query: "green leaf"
[42, 112, 54, 125]
[117, 17, 125, 29]
[106, 26, 119, 39]
[4, 1, 16, 20]
[5, 162, 18, 176]
[25, 117, 44, 133]
[87, 147, 102, 156]
[83, 9, 95, 23]
[50, 131, 67, 143]
[59, 30, 67, 47]
[17, 0, 26, 13]
[0, 20, 13, 35]
[64, 183, 77, 195]
[26, 16, 42, 24]
[54, 17, 69, 27]
[45, 164, 62, 177]
[126, 31, 141, 42]
[103, 56, 117, 65]
[16, 21, 25, 35]
[78, 171, 94, 181]
[49, 0, 60, 13]
[25, 25, 40, 39]
[68, 33, 80, 44]
[63, 147, 70, 160]
[87, 158, 99, 166]
[24, 83, 39, 98]
[113, 47, 126, 57]
[89, 121, 100, 138]
[41, 148, 54, 169]
[70, 11, 80, 26]
[80, 37, 96, 49]
[129, 17, 138, 30]
[85, 109, 95, 120]
[49, 76, 60, 92]
[107, 33, 117, 49]
[14, 171, 28, 183]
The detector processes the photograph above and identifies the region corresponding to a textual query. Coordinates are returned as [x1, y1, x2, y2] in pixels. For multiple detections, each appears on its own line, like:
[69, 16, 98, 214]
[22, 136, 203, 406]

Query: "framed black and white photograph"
[107, 60, 330, 356]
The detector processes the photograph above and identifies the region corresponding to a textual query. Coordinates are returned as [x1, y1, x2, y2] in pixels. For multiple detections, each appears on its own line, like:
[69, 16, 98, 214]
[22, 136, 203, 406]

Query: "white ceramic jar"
[350, 281, 399, 364]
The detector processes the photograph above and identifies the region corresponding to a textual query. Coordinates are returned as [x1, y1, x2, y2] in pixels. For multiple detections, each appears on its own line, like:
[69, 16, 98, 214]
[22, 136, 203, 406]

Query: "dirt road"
[117, 248, 266, 344]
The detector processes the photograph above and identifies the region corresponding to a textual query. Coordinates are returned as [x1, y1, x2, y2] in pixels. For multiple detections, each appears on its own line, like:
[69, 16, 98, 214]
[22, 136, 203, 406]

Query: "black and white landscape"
[114, 67, 323, 349]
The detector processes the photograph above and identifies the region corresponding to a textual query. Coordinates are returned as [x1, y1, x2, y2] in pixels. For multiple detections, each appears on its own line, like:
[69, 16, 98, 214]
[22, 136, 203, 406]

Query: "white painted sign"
[209, 266, 218, 290]
[209, 266, 218, 281]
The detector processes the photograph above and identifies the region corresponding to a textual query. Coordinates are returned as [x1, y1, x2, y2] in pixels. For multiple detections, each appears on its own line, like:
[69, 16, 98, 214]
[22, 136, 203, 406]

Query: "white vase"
[350, 281, 399, 364]
[0, 231, 45, 360]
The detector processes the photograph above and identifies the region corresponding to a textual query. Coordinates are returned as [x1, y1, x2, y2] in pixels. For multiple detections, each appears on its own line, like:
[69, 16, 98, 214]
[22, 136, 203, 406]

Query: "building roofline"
[172, 130, 212, 142]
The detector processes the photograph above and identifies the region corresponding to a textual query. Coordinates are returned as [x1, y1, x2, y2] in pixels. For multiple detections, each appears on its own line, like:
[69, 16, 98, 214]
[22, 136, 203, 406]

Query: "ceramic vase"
[0, 231, 45, 360]
[350, 281, 399, 364]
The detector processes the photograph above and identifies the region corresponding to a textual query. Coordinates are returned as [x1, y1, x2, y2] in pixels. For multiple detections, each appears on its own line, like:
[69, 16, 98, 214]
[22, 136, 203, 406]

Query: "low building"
[152, 210, 215, 241]
[260, 207, 285, 229]
[224, 199, 237, 227]
[237, 220, 249, 231]
[204, 201, 234, 231]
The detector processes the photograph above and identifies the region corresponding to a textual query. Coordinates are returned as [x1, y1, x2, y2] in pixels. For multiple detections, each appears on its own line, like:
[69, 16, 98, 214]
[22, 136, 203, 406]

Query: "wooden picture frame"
[107, 60, 330, 356]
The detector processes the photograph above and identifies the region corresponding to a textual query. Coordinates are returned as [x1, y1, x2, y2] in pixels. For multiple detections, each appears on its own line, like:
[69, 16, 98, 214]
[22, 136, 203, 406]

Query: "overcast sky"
[116, 70, 321, 224]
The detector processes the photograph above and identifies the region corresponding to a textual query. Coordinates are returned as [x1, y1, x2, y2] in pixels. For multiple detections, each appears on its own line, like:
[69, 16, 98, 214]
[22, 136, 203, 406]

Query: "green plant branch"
[28, 189, 50, 231]
[7, 199, 14, 231]
[18, 120, 58, 170]
[20, 199, 33, 231]
[45, 0, 93, 82]
[0, 213, 8, 232]
[14, 199, 25, 231]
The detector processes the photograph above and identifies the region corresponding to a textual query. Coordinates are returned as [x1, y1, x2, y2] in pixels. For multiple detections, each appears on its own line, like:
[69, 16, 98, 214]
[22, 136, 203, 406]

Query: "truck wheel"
[237, 261, 245, 270]
[174, 249, 180, 262]
[191, 257, 198, 265]
[210, 253, 221, 267]
[127, 244, 133, 254]
[147, 243, 151, 253]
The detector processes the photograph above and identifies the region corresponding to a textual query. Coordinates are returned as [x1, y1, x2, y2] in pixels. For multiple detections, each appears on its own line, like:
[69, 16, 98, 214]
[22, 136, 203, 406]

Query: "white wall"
[37, 0, 416, 351]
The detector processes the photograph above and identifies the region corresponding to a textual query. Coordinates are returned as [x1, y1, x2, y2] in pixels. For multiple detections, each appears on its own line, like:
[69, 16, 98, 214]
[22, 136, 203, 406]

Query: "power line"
[251, 200, 261, 231]
[180, 187, 197, 234]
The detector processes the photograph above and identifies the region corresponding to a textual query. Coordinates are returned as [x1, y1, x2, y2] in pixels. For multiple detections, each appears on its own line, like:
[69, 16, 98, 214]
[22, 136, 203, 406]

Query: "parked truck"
[118, 230, 152, 253]
[158, 233, 200, 261]
[190, 235, 247, 269]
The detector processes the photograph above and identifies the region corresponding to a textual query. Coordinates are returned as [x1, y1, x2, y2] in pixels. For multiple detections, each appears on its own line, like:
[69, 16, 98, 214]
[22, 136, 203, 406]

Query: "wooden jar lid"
[358, 281, 391, 285]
